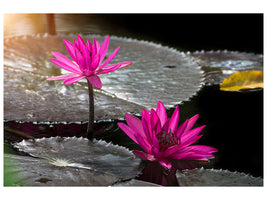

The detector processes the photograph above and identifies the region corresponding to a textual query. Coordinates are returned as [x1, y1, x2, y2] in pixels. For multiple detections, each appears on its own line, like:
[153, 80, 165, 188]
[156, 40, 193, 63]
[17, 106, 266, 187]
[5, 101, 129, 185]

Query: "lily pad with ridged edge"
[189, 50, 263, 86]
[176, 168, 263, 186]
[8, 137, 142, 186]
[112, 179, 161, 186]
[4, 34, 203, 122]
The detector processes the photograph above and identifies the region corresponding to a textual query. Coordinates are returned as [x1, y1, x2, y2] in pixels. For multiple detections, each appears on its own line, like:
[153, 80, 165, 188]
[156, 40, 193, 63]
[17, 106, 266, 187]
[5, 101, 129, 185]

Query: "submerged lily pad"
[4, 34, 203, 122]
[8, 137, 142, 186]
[176, 168, 263, 186]
[190, 50, 263, 85]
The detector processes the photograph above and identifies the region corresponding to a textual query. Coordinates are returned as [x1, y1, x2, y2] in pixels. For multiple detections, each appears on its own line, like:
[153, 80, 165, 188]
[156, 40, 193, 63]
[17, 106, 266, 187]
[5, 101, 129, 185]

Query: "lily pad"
[176, 168, 263, 186]
[4, 34, 203, 122]
[8, 137, 142, 186]
[190, 50, 263, 85]
[112, 179, 160, 186]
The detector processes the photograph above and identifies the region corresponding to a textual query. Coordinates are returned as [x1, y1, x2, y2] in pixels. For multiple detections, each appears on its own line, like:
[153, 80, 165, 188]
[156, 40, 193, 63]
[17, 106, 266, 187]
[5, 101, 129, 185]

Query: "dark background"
[103, 14, 263, 53]
[4, 13, 263, 54]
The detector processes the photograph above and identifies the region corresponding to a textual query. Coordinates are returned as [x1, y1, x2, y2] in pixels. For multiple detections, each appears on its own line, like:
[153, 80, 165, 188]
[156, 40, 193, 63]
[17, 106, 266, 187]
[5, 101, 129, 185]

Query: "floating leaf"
[220, 71, 263, 91]
[176, 168, 263, 186]
[112, 179, 160, 186]
[190, 50, 263, 85]
[8, 137, 142, 186]
[4, 34, 203, 122]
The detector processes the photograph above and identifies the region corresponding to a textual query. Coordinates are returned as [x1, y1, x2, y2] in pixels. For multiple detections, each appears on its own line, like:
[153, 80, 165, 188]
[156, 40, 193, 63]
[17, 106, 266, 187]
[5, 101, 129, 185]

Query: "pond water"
[3, 14, 263, 186]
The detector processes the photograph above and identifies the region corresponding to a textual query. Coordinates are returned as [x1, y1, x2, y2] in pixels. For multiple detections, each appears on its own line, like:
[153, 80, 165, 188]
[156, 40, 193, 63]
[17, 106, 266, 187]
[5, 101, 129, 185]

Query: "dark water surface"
[3, 14, 263, 185]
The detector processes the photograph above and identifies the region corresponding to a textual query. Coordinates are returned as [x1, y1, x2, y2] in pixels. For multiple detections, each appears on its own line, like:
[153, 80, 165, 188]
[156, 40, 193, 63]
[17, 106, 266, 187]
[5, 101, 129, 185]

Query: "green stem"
[87, 79, 94, 140]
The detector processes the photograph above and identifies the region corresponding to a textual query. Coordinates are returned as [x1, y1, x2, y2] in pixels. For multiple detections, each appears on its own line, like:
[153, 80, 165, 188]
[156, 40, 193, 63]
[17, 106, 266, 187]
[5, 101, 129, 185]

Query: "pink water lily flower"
[118, 101, 218, 169]
[47, 34, 132, 88]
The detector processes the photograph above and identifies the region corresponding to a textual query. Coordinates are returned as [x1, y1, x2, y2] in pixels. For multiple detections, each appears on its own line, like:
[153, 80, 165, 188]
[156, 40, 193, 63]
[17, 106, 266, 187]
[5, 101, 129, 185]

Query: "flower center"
[157, 129, 179, 152]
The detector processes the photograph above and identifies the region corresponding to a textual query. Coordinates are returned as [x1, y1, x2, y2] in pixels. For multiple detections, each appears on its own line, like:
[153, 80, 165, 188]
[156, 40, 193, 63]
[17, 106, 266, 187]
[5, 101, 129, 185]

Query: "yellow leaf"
[220, 70, 263, 91]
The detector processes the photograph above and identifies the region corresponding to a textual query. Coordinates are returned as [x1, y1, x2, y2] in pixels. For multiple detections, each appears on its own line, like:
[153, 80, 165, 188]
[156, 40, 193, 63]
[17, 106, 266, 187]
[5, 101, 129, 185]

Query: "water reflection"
[137, 160, 197, 186]
[4, 14, 48, 37]
[4, 14, 133, 39]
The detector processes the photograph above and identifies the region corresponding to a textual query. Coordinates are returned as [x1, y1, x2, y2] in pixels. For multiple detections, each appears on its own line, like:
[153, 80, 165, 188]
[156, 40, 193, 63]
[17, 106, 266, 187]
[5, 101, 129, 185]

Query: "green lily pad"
[176, 168, 263, 186]
[7, 137, 142, 186]
[112, 179, 160, 186]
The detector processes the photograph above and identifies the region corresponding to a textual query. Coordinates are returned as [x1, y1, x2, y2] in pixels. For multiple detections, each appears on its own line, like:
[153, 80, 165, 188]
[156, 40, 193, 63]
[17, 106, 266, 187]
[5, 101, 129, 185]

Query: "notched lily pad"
[176, 168, 263, 186]
[4, 34, 203, 122]
[112, 179, 160, 186]
[8, 137, 142, 186]
[189, 50, 263, 85]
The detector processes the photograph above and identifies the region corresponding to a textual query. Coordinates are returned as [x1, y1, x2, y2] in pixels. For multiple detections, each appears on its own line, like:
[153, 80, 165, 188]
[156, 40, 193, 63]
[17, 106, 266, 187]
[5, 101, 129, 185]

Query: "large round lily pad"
[189, 50, 263, 85]
[4, 34, 203, 122]
[176, 168, 263, 186]
[7, 137, 142, 186]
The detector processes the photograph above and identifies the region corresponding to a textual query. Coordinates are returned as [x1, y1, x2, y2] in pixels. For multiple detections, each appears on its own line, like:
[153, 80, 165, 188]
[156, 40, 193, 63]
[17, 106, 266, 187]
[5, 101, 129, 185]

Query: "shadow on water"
[178, 85, 263, 178]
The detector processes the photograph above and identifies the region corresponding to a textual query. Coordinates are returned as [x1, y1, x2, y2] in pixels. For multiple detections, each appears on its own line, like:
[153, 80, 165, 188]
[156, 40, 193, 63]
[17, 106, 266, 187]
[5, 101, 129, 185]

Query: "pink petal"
[63, 39, 77, 62]
[87, 40, 92, 52]
[91, 37, 98, 60]
[184, 135, 202, 147]
[90, 54, 100, 71]
[180, 127, 204, 147]
[182, 157, 209, 161]
[189, 145, 218, 153]
[87, 75, 102, 88]
[98, 46, 120, 69]
[117, 123, 138, 144]
[175, 119, 188, 139]
[95, 40, 100, 53]
[162, 145, 181, 157]
[98, 36, 109, 64]
[117, 61, 132, 69]
[102, 61, 132, 70]
[125, 113, 147, 139]
[51, 51, 81, 72]
[79, 40, 91, 70]
[141, 109, 153, 143]
[50, 58, 82, 74]
[169, 146, 200, 159]
[158, 158, 172, 169]
[98, 62, 132, 74]
[47, 73, 79, 81]
[133, 150, 156, 161]
[161, 118, 170, 135]
[184, 114, 199, 133]
[181, 148, 215, 158]
[151, 146, 159, 156]
[156, 101, 167, 126]
[74, 39, 79, 49]
[76, 34, 86, 48]
[168, 105, 180, 134]
[134, 133, 152, 154]
[63, 75, 86, 85]
[74, 46, 86, 71]
[97, 64, 121, 74]
[150, 109, 161, 148]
